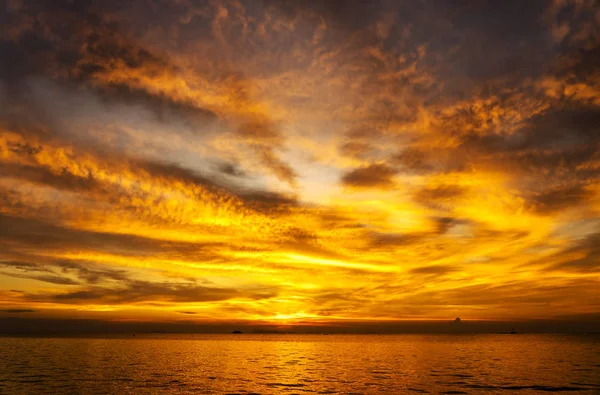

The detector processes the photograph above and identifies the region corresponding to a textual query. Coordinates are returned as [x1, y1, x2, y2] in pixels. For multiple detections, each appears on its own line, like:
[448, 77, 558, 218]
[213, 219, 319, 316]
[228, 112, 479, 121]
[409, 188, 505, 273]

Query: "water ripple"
[0, 334, 598, 394]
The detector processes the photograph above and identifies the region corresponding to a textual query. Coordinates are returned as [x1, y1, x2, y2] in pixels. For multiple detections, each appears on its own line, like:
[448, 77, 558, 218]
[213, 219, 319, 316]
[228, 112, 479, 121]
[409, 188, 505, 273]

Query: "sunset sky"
[1, 0, 599, 332]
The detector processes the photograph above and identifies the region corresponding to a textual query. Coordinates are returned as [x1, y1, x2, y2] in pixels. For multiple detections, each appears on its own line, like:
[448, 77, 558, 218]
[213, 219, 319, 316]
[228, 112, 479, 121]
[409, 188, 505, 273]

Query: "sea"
[0, 334, 599, 394]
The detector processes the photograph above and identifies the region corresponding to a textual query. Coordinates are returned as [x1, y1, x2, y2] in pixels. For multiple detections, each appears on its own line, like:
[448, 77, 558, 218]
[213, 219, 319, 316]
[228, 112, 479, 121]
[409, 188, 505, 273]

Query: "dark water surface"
[1, 334, 599, 394]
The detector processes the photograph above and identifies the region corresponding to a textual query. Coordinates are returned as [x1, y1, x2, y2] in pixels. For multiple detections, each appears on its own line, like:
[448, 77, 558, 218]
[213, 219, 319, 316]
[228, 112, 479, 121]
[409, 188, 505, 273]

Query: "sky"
[0, 0, 599, 333]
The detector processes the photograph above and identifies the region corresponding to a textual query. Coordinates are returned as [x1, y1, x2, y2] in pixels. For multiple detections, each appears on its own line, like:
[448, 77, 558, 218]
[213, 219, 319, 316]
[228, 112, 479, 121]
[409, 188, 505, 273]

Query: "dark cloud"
[340, 164, 397, 189]
[0, 271, 80, 285]
[526, 184, 592, 214]
[0, 214, 223, 257]
[54, 260, 129, 284]
[440, 104, 600, 175]
[338, 140, 378, 161]
[0, 260, 49, 273]
[92, 83, 219, 125]
[393, 148, 434, 174]
[218, 162, 246, 177]
[434, 1, 553, 84]
[397, 278, 600, 309]
[368, 231, 427, 248]
[238, 119, 282, 143]
[413, 185, 465, 207]
[6, 141, 43, 156]
[136, 159, 217, 189]
[258, 0, 392, 31]
[0, 309, 36, 314]
[25, 280, 277, 305]
[496, 107, 600, 155]
[545, 232, 600, 273]
[556, 45, 600, 82]
[1, 256, 278, 305]
[409, 265, 458, 275]
[0, 258, 128, 286]
[0, 38, 45, 93]
[0, 162, 103, 194]
[317, 211, 366, 230]
[258, 149, 298, 187]
[239, 189, 298, 213]
[432, 216, 460, 234]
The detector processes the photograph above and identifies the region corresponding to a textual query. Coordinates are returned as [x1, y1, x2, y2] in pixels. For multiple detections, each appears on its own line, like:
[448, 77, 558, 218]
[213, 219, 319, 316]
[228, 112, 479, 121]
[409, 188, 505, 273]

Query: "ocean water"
[0, 334, 599, 394]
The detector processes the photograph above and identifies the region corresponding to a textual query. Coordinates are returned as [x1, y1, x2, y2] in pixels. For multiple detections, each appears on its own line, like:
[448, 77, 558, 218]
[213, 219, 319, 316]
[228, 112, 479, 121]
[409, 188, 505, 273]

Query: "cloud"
[545, 232, 600, 273]
[54, 260, 129, 284]
[0, 260, 49, 273]
[0, 214, 223, 257]
[338, 140, 377, 161]
[25, 280, 278, 305]
[0, 162, 104, 194]
[0, 271, 80, 286]
[0, 257, 128, 286]
[413, 185, 466, 210]
[393, 148, 434, 174]
[340, 163, 397, 189]
[0, 309, 36, 314]
[368, 231, 428, 248]
[409, 265, 459, 275]
[526, 184, 593, 214]
[218, 162, 246, 177]
[0, 255, 279, 306]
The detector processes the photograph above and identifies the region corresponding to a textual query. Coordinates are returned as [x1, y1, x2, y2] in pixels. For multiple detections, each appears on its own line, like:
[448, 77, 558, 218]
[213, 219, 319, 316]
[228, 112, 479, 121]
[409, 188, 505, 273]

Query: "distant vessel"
[509, 328, 517, 334]
[232, 330, 243, 334]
